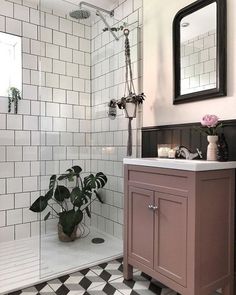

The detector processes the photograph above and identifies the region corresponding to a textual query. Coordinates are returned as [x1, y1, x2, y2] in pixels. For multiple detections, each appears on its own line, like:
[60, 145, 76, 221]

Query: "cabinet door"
[154, 192, 187, 286]
[128, 186, 154, 268]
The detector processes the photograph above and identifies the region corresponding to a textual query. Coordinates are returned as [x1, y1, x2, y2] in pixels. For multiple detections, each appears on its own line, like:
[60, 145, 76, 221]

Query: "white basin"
[123, 157, 236, 171]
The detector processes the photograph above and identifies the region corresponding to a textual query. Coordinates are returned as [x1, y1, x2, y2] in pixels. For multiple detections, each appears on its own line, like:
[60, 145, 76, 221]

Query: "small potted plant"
[107, 28, 146, 156]
[30, 166, 107, 242]
[108, 29, 146, 120]
[8, 87, 22, 114]
[198, 114, 222, 161]
[108, 99, 117, 120]
[116, 92, 145, 118]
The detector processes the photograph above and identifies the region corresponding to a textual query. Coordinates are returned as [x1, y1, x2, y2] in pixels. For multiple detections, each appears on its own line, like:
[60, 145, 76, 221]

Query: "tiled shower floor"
[0, 228, 123, 294]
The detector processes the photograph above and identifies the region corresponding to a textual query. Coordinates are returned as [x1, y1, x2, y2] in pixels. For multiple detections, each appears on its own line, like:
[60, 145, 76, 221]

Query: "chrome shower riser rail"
[80, 1, 114, 17]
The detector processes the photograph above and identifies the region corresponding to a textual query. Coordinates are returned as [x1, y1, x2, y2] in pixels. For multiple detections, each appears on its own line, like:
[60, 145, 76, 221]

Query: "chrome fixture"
[176, 146, 203, 160]
[69, 2, 118, 40]
[69, 1, 114, 19]
[79, 1, 114, 17]
[148, 204, 159, 211]
[96, 10, 119, 41]
[69, 9, 90, 19]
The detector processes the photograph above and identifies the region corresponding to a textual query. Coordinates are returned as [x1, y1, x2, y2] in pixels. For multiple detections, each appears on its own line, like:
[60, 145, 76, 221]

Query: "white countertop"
[123, 158, 236, 171]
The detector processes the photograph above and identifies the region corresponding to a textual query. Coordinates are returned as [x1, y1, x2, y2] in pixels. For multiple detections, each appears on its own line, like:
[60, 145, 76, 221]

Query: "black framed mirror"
[173, 0, 226, 104]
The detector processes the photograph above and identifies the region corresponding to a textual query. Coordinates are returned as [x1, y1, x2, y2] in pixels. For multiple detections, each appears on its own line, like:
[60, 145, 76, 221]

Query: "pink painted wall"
[143, 0, 236, 126]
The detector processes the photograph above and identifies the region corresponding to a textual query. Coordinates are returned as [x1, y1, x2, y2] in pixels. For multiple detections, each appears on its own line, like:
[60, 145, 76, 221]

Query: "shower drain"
[91, 238, 105, 244]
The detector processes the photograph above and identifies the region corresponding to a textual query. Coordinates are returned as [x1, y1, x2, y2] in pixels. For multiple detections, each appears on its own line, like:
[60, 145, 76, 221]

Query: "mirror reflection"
[0, 32, 22, 97]
[180, 3, 216, 95]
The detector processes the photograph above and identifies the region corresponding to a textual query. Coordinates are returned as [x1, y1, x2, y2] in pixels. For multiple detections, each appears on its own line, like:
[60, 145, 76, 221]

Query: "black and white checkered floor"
[8, 258, 217, 295]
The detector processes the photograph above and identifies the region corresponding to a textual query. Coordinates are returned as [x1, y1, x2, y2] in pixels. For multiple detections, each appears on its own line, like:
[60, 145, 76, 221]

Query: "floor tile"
[8, 286, 39, 295]
[8, 258, 221, 295]
[87, 282, 124, 295]
[90, 258, 124, 283]
[47, 268, 106, 295]
[108, 273, 165, 295]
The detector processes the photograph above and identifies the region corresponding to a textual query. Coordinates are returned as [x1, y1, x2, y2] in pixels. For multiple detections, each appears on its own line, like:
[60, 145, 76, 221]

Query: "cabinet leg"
[123, 261, 133, 280]
[222, 279, 234, 295]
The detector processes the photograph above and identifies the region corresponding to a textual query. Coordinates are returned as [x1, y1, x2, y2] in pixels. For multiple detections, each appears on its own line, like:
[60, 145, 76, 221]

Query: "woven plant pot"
[58, 223, 78, 242]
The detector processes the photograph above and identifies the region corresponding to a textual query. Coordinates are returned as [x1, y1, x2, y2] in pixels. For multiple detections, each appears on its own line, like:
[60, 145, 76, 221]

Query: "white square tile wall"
[0, 0, 91, 242]
[181, 30, 217, 94]
[0, 0, 143, 242]
[90, 0, 143, 239]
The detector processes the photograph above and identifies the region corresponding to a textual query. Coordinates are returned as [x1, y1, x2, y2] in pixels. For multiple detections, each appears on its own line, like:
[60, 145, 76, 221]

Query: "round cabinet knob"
[152, 206, 159, 211]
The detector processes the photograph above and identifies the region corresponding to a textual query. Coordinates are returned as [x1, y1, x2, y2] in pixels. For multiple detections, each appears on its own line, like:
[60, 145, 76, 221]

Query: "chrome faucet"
[176, 146, 203, 160]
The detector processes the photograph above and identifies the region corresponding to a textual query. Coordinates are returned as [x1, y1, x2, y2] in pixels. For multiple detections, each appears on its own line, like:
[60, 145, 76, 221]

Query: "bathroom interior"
[0, 0, 236, 294]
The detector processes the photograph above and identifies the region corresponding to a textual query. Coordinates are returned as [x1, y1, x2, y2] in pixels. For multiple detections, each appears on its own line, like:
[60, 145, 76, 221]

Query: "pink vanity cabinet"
[123, 160, 235, 295]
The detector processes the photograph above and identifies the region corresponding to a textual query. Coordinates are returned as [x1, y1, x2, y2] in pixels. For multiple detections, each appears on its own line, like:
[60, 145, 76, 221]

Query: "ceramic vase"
[207, 135, 218, 161]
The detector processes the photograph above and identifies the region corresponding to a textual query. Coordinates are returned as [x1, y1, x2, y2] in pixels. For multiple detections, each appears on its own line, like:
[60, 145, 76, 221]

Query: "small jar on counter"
[168, 149, 176, 159]
[157, 144, 171, 158]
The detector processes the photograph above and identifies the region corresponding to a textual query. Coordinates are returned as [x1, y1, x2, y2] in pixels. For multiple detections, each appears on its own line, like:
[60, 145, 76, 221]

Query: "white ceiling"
[39, 0, 117, 14]
[64, 0, 117, 9]
[181, 2, 216, 42]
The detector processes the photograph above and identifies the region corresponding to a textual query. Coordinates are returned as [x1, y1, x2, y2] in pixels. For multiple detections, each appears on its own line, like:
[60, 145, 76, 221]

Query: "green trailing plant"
[8, 87, 22, 114]
[116, 92, 145, 110]
[108, 27, 145, 115]
[108, 29, 146, 157]
[30, 166, 107, 238]
[108, 99, 117, 108]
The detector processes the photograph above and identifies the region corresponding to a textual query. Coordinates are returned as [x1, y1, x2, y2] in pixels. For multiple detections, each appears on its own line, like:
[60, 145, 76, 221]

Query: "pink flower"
[201, 114, 219, 128]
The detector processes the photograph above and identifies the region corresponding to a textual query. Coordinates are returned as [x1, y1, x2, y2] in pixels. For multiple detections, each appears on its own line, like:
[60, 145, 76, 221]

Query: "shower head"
[69, 1, 118, 41]
[70, 1, 114, 20]
[69, 9, 91, 19]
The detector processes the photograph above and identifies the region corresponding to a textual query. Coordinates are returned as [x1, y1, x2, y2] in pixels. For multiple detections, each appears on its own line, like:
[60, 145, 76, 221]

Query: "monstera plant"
[30, 166, 107, 242]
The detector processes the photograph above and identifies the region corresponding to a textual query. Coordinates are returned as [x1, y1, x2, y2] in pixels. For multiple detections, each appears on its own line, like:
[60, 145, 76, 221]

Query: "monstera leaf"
[59, 209, 83, 237]
[83, 189, 92, 200]
[58, 169, 74, 181]
[44, 212, 51, 221]
[58, 166, 82, 181]
[30, 196, 48, 212]
[85, 206, 91, 218]
[54, 185, 70, 202]
[84, 172, 107, 190]
[72, 166, 82, 175]
[29, 165, 108, 240]
[70, 187, 83, 208]
[49, 175, 56, 190]
[45, 189, 53, 201]
[94, 190, 104, 204]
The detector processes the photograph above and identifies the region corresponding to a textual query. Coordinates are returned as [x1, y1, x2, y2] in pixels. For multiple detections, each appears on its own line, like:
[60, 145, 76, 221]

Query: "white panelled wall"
[0, 0, 143, 242]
